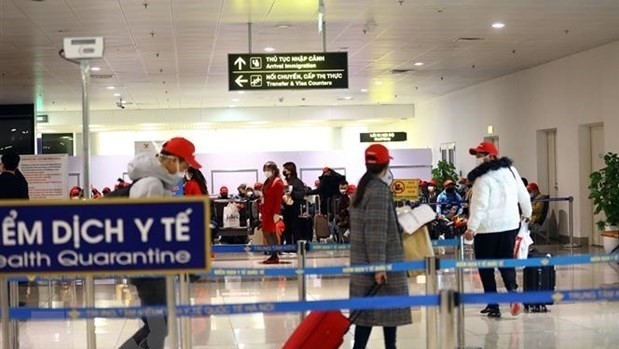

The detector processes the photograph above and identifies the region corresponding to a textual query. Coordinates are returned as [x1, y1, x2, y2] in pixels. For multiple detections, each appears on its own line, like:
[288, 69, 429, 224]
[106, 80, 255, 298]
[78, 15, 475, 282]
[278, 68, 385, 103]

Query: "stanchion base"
[563, 243, 581, 249]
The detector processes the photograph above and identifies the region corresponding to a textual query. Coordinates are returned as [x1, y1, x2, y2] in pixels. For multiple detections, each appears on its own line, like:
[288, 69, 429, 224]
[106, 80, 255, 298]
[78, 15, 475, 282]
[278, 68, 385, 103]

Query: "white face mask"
[340, 189, 347, 194]
[475, 155, 490, 166]
[264, 171, 273, 178]
[381, 169, 394, 186]
[428, 186, 436, 193]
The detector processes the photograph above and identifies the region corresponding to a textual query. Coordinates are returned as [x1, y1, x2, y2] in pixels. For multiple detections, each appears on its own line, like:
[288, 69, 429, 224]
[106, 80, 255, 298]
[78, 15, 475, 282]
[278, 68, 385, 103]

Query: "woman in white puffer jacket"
[464, 142, 532, 319]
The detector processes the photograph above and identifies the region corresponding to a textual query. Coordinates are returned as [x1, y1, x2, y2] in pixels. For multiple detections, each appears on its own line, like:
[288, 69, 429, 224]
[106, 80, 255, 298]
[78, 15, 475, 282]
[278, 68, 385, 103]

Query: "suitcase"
[314, 214, 331, 239]
[282, 284, 382, 349]
[523, 252, 556, 313]
[298, 216, 314, 242]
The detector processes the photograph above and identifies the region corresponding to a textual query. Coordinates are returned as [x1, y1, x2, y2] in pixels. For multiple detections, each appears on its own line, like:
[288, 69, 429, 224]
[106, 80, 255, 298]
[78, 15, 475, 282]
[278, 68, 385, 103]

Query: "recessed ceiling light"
[232, 98, 240, 102]
[238, 91, 246, 94]
[413, 62, 424, 66]
[344, 96, 353, 100]
[106, 86, 115, 90]
[91, 67, 101, 72]
[228, 105, 236, 108]
[360, 89, 368, 93]
[374, 81, 383, 86]
[113, 93, 121, 97]
[276, 24, 292, 29]
[264, 47, 275, 52]
[492, 22, 505, 29]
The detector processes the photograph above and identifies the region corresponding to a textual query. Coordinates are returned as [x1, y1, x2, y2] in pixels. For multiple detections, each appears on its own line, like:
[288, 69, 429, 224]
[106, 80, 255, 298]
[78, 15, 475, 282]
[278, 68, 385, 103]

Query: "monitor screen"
[0, 117, 35, 155]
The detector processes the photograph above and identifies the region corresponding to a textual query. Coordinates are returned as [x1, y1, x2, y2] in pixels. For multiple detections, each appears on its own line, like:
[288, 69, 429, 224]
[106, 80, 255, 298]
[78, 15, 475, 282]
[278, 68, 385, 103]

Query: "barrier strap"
[461, 287, 619, 305]
[442, 253, 619, 269]
[212, 244, 298, 253]
[6, 295, 439, 320]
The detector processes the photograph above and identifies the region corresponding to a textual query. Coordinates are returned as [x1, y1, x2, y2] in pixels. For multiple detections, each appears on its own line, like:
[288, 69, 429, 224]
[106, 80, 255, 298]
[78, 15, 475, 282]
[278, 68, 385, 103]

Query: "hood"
[127, 153, 180, 187]
[467, 157, 513, 184]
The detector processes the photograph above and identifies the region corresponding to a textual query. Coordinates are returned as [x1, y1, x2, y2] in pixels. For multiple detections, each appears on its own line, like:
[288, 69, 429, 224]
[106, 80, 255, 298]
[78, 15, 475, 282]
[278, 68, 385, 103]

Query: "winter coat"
[349, 177, 412, 327]
[184, 178, 205, 196]
[336, 193, 351, 228]
[466, 157, 532, 234]
[260, 176, 284, 233]
[436, 190, 464, 216]
[282, 177, 306, 217]
[127, 153, 180, 198]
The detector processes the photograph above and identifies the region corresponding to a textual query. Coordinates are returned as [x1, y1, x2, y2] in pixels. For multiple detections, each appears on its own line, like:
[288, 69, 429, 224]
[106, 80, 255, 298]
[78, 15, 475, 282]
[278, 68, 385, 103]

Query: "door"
[590, 125, 605, 246]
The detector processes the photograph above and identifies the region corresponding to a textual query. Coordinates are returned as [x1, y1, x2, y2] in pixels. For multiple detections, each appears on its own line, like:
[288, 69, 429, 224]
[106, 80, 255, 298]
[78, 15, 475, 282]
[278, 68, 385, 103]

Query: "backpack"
[104, 179, 140, 198]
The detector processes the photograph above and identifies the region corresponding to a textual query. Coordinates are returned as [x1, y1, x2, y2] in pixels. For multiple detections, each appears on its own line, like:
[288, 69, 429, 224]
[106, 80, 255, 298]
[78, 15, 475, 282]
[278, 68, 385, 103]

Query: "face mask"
[283, 171, 290, 178]
[264, 171, 273, 178]
[381, 169, 394, 186]
[446, 188, 455, 194]
[475, 155, 490, 166]
[340, 190, 347, 194]
[428, 186, 436, 193]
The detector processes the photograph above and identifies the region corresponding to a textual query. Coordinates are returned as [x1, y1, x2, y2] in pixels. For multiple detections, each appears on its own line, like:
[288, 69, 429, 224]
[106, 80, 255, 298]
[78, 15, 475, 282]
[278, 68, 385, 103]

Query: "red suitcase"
[282, 284, 383, 349]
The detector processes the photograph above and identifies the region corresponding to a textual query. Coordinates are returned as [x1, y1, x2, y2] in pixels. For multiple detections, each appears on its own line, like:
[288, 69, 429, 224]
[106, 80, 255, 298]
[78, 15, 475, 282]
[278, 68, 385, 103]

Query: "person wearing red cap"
[261, 161, 285, 264]
[436, 179, 464, 218]
[349, 144, 411, 349]
[120, 137, 202, 349]
[465, 141, 532, 319]
[527, 183, 548, 226]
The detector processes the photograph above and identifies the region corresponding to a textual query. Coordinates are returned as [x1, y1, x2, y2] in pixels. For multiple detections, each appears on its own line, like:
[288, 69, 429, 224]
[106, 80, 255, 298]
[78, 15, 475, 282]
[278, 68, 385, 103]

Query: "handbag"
[402, 226, 434, 277]
[514, 221, 534, 259]
[396, 205, 436, 234]
[223, 202, 241, 228]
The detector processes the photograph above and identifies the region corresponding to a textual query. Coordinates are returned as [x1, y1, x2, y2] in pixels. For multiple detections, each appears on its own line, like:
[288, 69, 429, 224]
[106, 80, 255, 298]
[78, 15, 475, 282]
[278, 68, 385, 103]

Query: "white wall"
[410, 41, 619, 241]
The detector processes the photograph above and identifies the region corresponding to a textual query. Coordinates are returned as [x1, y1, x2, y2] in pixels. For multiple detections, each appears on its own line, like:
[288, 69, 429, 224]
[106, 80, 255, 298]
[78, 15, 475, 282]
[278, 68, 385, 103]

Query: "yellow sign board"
[391, 179, 420, 201]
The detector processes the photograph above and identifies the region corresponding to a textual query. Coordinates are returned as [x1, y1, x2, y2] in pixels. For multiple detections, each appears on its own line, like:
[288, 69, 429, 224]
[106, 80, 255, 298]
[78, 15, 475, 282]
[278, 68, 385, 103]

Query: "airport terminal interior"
[1, 0, 619, 348]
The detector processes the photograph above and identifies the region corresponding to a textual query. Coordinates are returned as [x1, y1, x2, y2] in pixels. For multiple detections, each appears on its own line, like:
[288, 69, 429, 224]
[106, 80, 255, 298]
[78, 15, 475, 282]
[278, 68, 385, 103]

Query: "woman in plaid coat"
[349, 144, 412, 349]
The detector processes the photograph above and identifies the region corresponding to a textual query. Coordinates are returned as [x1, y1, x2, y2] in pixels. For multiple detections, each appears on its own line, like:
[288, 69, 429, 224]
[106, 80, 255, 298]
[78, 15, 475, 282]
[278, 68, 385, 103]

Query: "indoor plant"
[589, 152, 619, 253]
[431, 160, 459, 191]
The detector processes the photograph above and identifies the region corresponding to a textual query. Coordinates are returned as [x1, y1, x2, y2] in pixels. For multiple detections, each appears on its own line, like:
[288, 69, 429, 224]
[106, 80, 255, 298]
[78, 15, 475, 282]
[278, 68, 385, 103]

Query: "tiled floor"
[3, 245, 619, 349]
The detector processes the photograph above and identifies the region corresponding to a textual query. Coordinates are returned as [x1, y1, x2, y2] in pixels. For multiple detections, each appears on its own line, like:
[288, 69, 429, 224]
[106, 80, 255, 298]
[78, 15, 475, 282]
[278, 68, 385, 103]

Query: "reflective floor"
[3, 245, 619, 349]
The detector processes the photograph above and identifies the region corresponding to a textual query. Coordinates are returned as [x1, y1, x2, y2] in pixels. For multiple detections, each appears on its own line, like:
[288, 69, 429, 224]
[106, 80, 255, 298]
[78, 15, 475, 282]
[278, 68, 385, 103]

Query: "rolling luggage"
[310, 195, 331, 240]
[523, 252, 556, 313]
[282, 284, 382, 349]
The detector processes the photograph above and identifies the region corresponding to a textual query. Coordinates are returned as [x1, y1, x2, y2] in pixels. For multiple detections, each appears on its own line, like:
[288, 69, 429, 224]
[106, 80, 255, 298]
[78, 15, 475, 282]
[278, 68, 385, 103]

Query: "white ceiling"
[0, 0, 617, 113]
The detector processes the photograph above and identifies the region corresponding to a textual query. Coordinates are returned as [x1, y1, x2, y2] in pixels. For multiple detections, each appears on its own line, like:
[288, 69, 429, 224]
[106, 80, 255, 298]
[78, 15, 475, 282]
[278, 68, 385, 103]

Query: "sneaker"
[510, 302, 523, 316]
[480, 305, 494, 314]
[487, 308, 501, 318]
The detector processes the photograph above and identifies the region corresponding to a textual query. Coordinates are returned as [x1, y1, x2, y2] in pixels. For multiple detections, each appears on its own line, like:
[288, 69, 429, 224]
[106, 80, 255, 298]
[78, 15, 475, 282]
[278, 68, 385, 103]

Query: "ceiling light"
[264, 47, 275, 52]
[276, 24, 292, 29]
[113, 93, 121, 97]
[360, 89, 368, 93]
[106, 86, 115, 90]
[492, 22, 505, 29]
[374, 81, 383, 86]
[413, 62, 424, 66]
[237, 91, 246, 95]
[91, 67, 101, 72]
[232, 98, 240, 102]
[344, 96, 353, 100]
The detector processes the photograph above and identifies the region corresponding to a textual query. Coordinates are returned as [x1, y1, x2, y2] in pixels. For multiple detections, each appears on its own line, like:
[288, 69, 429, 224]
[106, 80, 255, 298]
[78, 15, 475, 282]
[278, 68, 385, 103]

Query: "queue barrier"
[5, 286, 619, 319]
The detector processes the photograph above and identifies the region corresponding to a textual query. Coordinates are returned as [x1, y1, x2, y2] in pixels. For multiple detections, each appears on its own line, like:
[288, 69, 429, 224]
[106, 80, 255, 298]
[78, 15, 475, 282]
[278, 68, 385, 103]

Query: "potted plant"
[589, 152, 619, 253]
[431, 160, 459, 191]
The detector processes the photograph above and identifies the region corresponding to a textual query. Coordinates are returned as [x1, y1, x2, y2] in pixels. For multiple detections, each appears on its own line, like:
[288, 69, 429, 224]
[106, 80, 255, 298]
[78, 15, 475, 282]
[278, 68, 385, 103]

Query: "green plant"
[589, 152, 619, 231]
[431, 160, 459, 191]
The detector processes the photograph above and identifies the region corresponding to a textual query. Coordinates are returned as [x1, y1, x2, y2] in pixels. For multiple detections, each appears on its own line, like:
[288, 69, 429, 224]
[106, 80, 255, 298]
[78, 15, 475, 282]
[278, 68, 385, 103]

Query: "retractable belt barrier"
[5, 287, 619, 320]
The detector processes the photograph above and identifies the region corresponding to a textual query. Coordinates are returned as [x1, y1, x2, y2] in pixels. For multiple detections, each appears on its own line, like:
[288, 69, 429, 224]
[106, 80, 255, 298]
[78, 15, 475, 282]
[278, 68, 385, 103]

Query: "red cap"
[527, 183, 539, 192]
[69, 186, 82, 197]
[365, 144, 393, 165]
[443, 180, 456, 188]
[458, 177, 467, 185]
[219, 186, 229, 194]
[253, 182, 263, 190]
[161, 137, 202, 169]
[428, 179, 437, 187]
[347, 184, 357, 196]
[469, 141, 498, 156]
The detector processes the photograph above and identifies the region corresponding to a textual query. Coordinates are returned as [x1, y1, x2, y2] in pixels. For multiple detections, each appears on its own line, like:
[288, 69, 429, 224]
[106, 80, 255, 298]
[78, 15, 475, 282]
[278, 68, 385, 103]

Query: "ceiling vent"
[90, 74, 114, 79]
[454, 37, 485, 42]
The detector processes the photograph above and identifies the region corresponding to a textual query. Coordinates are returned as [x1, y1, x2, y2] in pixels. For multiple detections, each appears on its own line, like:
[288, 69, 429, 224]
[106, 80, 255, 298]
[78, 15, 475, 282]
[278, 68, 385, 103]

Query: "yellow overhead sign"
[391, 179, 420, 201]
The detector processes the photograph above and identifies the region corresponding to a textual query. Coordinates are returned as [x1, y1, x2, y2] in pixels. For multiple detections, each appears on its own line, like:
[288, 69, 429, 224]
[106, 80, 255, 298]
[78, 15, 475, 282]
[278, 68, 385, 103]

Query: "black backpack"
[104, 179, 140, 198]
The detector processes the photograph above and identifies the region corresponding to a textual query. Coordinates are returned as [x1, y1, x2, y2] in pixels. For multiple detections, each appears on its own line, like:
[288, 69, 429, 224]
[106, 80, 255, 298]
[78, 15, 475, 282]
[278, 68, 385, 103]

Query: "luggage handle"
[348, 282, 384, 324]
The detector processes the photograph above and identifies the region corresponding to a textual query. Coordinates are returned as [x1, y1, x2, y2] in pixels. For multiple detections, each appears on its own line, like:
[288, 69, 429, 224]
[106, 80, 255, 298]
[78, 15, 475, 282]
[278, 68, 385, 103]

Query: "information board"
[360, 132, 407, 143]
[0, 198, 210, 275]
[391, 179, 420, 201]
[20, 154, 69, 200]
[228, 52, 348, 90]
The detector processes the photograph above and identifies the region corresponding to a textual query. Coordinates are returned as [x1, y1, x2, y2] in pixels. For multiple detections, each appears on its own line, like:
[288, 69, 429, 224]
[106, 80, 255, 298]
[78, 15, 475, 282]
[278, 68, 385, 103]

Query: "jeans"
[353, 326, 397, 349]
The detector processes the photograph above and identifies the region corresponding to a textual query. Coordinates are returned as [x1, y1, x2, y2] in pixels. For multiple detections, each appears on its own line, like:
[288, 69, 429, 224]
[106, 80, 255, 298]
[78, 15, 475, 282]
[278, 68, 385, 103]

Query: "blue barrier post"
[179, 274, 192, 349]
[565, 196, 580, 249]
[455, 237, 466, 348]
[426, 256, 438, 349]
[166, 275, 179, 349]
[298, 240, 308, 321]
[1, 276, 10, 349]
[9, 281, 19, 348]
[84, 276, 97, 349]
[439, 289, 456, 349]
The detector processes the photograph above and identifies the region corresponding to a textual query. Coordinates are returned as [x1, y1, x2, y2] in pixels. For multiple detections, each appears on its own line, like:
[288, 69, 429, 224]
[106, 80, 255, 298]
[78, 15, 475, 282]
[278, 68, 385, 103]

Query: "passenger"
[436, 180, 464, 218]
[527, 183, 547, 226]
[464, 141, 532, 318]
[335, 180, 351, 243]
[281, 162, 306, 246]
[102, 187, 112, 196]
[184, 167, 209, 196]
[119, 136, 201, 349]
[261, 161, 285, 264]
[349, 144, 412, 349]
[306, 167, 346, 217]
[0, 150, 29, 199]
[69, 186, 83, 200]
[427, 179, 439, 204]
[236, 183, 248, 199]
[218, 186, 230, 200]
